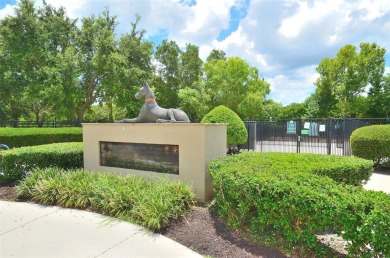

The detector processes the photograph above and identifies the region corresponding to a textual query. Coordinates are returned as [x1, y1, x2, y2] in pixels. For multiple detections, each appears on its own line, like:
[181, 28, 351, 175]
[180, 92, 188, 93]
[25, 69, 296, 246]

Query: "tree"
[303, 95, 320, 118]
[0, 0, 78, 124]
[37, 1, 79, 122]
[279, 103, 306, 119]
[367, 73, 390, 117]
[180, 43, 203, 90]
[314, 42, 386, 118]
[203, 57, 270, 119]
[178, 82, 210, 121]
[153, 40, 181, 108]
[206, 49, 226, 62]
[115, 14, 153, 119]
[261, 99, 283, 120]
[72, 9, 119, 123]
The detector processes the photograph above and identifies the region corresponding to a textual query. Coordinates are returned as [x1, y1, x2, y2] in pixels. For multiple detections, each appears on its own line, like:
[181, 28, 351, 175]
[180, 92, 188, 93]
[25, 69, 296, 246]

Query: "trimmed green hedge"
[201, 105, 247, 147]
[351, 125, 390, 167]
[17, 168, 195, 231]
[0, 142, 83, 182]
[216, 152, 372, 186]
[209, 152, 389, 257]
[0, 128, 82, 148]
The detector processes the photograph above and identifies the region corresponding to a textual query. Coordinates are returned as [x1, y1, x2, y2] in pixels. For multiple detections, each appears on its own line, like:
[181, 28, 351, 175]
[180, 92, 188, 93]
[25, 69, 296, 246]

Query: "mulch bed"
[162, 206, 287, 258]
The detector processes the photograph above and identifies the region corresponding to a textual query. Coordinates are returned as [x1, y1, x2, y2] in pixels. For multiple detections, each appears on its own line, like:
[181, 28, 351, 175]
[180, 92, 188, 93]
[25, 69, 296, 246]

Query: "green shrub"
[213, 152, 372, 186]
[209, 152, 389, 257]
[351, 125, 390, 167]
[0, 127, 82, 148]
[0, 142, 83, 182]
[201, 105, 247, 147]
[17, 167, 196, 231]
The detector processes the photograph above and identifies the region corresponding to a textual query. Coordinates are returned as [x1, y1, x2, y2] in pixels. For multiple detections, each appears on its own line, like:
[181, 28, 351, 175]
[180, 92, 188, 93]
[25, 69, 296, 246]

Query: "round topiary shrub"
[201, 105, 248, 148]
[350, 124, 390, 167]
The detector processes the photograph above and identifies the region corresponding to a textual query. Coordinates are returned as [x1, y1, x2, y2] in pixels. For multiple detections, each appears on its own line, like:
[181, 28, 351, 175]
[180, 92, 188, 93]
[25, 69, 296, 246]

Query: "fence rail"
[241, 118, 390, 156]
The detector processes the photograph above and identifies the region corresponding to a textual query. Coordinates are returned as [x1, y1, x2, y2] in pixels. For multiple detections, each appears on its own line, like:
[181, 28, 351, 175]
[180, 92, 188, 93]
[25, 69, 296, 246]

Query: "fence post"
[296, 119, 301, 153]
[327, 118, 332, 155]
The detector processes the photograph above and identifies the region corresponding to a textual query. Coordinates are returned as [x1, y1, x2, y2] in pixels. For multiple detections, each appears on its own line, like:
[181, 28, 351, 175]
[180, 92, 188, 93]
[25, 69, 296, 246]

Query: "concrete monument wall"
[83, 123, 227, 201]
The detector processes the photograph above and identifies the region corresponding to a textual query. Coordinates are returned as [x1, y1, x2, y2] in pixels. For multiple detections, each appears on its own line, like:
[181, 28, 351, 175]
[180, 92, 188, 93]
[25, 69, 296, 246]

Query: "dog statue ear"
[143, 81, 149, 88]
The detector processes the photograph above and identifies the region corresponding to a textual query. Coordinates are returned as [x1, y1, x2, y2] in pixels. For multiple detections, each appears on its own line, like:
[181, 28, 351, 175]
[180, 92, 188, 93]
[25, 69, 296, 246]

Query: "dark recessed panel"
[100, 142, 179, 175]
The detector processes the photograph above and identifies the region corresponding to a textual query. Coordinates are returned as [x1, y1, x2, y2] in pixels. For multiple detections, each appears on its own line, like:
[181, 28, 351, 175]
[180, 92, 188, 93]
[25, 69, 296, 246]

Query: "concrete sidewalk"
[0, 201, 201, 258]
[363, 171, 390, 194]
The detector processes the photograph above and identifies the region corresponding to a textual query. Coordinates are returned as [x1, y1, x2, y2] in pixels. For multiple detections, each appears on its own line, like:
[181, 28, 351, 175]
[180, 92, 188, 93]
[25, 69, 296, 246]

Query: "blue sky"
[1, 0, 389, 105]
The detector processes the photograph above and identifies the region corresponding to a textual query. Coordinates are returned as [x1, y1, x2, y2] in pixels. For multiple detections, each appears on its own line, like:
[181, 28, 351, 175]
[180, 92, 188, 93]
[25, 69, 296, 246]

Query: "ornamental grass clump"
[17, 167, 196, 231]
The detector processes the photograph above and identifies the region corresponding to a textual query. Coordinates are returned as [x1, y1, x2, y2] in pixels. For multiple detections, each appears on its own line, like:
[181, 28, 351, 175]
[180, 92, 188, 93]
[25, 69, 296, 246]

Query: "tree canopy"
[312, 42, 388, 118]
[0, 1, 388, 125]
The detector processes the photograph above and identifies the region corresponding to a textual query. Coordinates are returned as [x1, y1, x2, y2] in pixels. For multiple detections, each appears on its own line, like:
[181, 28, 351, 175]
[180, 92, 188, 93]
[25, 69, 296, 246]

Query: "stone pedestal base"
[83, 123, 227, 201]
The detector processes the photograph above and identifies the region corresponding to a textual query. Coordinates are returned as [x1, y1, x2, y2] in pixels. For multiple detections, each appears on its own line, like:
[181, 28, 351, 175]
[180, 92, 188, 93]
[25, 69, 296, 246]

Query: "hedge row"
[209, 152, 388, 257]
[0, 128, 82, 148]
[219, 152, 373, 186]
[351, 125, 390, 167]
[0, 142, 83, 182]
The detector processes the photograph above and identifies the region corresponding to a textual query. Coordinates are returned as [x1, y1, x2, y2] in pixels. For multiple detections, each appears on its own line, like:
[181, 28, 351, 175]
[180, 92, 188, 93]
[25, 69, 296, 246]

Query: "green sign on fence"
[301, 129, 309, 135]
[287, 121, 296, 134]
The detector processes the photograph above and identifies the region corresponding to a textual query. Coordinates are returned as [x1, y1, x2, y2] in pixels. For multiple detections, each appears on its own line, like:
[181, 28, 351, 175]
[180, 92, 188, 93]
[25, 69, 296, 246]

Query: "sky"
[1, 0, 389, 106]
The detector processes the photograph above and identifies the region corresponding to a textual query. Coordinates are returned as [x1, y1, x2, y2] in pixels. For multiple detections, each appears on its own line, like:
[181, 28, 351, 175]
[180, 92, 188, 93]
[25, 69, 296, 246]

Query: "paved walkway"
[0, 201, 201, 258]
[363, 171, 390, 194]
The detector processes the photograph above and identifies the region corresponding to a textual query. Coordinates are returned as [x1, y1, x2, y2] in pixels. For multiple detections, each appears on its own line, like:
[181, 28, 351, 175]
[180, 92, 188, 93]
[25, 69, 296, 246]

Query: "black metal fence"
[241, 118, 390, 156]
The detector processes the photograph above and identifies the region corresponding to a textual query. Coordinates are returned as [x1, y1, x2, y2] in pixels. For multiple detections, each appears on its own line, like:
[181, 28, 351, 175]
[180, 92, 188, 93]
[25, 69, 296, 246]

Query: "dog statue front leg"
[167, 109, 176, 121]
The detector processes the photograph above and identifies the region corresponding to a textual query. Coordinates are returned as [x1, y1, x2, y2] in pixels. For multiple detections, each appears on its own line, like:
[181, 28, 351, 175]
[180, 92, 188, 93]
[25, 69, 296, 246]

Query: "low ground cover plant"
[0, 142, 83, 182]
[351, 124, 390, 167]
[17, 167, 196, 231]
[0, 127, 82, 148]
[209, 152, 389, 257]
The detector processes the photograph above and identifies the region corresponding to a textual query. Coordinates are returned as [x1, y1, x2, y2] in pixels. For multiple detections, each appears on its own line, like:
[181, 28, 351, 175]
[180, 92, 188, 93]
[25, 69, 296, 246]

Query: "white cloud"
[266, 66, 318, 105]
[0, 4, 14, 19]
[278, 1, 346, 38]
[357, 0, 390, 21]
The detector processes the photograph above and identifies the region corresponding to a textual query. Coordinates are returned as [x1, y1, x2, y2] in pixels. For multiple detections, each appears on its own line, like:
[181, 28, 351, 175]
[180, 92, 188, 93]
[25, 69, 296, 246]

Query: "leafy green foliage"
[178, 83, 211, 121]
[153, 40, 181, 108]
[0, 142, 83, 182]
[0, 128, 82, 148]
[279, 103, 306, 119]
[203, 57, 270, 119]
[0, 0, 79, 124]
[201, 105, 248, 146]
[351, 125, 390, 167]
[313, 42, 387, 118]
[367, 73, 390, 117]
[209, 152, 389, 257]
[17, 167, 195, 231]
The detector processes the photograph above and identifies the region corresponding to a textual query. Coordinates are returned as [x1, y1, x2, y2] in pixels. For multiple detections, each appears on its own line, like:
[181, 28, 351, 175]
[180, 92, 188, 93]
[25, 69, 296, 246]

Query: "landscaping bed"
[1, 143, 388, 257]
